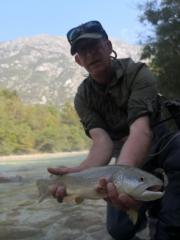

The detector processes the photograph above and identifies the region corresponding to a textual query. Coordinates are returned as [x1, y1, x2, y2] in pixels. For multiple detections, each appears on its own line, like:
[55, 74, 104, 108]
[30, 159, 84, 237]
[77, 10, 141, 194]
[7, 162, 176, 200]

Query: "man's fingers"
[99, 178, 108, 187]
[96, 178, 108, 189]
[55, 187, 66, 198]
[48, 185, 58, 198]
[48, 166, 80, 175]
[47, 167, 64, 175]
[96, 178, 108, 195]
[48, 185, 66, 200]
[105, 183, 126, 210]
[118, 193, 141, 210]
[47, 167, 72, 175]
[106, 182, 119, 201]
[47, 166, 80, 203]
[105, 184, 140, 211]
[96, 180, 119, 203]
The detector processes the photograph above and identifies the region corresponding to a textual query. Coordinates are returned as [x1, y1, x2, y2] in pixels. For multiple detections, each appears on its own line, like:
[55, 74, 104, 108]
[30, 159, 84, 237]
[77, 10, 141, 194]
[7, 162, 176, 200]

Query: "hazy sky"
[0, 0, 148, 44]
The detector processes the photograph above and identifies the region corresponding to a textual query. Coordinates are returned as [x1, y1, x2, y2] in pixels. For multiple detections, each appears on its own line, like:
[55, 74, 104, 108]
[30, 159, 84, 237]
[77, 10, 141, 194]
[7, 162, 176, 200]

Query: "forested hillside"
[0, 88, 90, 155]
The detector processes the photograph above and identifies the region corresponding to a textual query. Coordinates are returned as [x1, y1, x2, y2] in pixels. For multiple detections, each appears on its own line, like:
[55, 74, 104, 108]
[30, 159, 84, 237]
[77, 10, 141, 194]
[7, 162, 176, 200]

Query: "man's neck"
[91, 68, 114, 85]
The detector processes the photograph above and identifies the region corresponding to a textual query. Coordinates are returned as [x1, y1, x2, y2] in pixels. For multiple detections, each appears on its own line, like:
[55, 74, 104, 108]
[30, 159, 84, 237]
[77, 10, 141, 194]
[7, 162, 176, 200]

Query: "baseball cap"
[67, 20, 108, 55]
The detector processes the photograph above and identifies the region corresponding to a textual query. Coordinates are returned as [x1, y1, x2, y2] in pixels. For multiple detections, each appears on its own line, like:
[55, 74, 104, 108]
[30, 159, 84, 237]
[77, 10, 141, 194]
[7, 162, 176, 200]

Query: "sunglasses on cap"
[67, 21, 108, 54]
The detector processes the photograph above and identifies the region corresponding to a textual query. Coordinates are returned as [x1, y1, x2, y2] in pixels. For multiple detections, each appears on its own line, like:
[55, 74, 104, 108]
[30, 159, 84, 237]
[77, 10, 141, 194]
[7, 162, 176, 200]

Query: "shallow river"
[0, 155, 150, 240]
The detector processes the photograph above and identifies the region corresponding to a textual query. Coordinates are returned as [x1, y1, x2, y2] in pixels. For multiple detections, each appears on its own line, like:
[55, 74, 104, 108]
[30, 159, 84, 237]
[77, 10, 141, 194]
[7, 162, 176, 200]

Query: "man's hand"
[96, 178, 141, 211]
[47, 166, 81, 202]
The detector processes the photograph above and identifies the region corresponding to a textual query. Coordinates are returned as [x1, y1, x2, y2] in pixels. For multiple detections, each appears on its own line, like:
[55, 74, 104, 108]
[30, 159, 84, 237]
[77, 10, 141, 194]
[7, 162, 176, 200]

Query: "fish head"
[114, 166, 165, 201]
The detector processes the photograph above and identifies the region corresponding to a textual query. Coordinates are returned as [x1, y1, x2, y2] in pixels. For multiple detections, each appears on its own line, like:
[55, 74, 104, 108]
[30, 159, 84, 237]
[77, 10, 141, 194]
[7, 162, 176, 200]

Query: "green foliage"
[140, 0, 180, 97]
[0, 88, 90, 155]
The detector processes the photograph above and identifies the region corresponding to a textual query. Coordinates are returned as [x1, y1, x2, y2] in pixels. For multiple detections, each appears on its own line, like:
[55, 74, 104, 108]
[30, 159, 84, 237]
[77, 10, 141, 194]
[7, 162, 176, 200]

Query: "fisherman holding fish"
[47, 21, 180, 240]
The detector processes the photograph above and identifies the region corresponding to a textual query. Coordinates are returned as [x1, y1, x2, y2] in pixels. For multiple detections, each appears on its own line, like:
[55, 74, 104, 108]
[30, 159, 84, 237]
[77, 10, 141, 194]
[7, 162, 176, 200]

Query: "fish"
[36, 165, 165, 224]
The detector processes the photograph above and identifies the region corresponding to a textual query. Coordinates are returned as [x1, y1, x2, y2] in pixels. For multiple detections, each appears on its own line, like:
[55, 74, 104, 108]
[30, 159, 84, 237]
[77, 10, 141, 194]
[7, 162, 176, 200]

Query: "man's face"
[75, 39, 112, 76]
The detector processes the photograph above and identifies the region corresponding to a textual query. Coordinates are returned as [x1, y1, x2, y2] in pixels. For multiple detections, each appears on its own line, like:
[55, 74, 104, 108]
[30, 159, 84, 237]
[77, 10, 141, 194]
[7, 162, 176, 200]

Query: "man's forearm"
[117, 116, 152, 167]
[79, 128, 113, 170]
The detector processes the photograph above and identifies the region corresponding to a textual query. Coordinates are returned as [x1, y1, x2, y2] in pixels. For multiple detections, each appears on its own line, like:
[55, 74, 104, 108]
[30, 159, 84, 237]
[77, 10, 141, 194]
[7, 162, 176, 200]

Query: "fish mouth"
[140, 184, 165, 201]
[146, 184, 163, 192]
[132, 179, 165, 201]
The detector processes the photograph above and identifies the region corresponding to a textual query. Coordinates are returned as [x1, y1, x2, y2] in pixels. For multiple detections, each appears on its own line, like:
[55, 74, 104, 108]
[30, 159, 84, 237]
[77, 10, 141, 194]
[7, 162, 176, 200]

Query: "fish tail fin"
[36, 179, 50, 203]
[127, 209, 138, 225]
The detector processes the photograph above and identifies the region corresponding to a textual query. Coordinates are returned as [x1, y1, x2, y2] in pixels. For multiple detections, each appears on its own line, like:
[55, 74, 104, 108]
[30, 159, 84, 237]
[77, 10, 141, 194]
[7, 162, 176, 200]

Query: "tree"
[140, 0, 180, 97]
[0, 88, 89, 155]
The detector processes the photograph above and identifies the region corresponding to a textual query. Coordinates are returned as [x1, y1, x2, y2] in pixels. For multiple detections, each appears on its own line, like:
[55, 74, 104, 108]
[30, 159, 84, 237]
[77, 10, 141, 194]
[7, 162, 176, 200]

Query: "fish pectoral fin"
[63, 195, 84, 204]
[126, 209, 138, 225]
[39, 194, 47, 203]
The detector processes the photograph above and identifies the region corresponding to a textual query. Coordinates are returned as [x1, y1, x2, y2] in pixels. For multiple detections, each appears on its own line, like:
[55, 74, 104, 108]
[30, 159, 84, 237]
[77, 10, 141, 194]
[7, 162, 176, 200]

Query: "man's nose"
[85, 46, 96, 56]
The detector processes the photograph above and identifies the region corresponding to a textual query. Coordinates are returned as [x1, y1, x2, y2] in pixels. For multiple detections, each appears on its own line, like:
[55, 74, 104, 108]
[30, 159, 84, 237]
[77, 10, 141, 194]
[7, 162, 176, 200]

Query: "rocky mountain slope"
[0, 35, 142, 107]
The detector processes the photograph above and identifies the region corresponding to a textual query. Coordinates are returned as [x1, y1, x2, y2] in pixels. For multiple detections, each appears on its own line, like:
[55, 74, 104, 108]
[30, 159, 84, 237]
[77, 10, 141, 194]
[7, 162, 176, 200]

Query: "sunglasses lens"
[67, 28, 81, 43]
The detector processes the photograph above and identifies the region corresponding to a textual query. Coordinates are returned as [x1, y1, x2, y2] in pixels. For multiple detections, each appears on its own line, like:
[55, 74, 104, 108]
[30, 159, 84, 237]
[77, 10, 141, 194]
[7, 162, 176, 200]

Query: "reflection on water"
[0, 155, 112, 240]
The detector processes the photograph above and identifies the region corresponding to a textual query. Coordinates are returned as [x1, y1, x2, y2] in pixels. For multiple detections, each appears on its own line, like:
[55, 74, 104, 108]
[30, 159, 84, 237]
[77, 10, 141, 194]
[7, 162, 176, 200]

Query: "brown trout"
[36, 165, 165, 224]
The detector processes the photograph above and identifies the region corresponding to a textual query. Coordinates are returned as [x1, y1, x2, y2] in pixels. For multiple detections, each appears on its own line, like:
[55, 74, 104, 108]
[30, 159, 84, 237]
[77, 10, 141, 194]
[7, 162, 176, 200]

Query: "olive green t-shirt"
[74, 58, 159, 140]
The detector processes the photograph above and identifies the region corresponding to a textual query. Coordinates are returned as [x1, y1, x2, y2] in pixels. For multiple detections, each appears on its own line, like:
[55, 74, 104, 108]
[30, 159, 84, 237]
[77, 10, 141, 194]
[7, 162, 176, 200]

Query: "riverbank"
[0, 151, 88, 161]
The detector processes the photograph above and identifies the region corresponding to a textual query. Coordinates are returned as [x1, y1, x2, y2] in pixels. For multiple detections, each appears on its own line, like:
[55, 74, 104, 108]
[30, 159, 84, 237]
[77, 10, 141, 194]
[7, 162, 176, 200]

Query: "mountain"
[0, 35, 142, 107]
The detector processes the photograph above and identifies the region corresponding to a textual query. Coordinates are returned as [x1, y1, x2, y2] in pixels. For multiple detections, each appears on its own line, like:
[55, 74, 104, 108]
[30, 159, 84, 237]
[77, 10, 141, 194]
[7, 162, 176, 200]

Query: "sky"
[0, 0, 148, 45]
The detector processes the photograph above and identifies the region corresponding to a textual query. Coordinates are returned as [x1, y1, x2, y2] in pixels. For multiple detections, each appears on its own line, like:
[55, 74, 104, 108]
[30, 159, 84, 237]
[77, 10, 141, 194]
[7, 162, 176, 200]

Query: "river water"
[0, 155, 150, 240]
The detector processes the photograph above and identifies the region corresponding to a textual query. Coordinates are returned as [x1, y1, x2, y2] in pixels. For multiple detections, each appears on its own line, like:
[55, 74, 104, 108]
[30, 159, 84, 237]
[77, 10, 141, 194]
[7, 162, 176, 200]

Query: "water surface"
[0, 155, 112, 240]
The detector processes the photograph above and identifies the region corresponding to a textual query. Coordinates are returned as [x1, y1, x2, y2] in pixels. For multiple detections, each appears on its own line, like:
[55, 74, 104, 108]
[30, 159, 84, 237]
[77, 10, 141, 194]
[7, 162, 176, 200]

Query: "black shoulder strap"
[154, 94, 180, 129]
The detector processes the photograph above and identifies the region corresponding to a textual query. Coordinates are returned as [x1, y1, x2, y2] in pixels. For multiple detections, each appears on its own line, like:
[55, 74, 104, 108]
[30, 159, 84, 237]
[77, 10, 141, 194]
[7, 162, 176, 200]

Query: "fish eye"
[139, 177, 144, 182]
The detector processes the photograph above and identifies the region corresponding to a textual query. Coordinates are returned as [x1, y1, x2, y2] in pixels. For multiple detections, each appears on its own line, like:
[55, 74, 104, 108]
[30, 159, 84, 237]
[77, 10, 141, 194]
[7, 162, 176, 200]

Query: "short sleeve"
[127, 63, 159, 126]
[74, 89, 107, 137]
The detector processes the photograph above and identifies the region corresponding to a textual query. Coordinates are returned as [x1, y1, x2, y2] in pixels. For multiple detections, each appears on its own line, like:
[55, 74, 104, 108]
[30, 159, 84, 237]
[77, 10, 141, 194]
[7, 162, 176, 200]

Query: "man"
[48, 20, 180, 240]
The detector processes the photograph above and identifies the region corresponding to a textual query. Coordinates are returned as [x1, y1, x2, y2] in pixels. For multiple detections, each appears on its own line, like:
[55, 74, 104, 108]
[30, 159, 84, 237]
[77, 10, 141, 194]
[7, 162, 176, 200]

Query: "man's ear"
[107, 40, 113, 55]
[75, 54, 83, 66]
